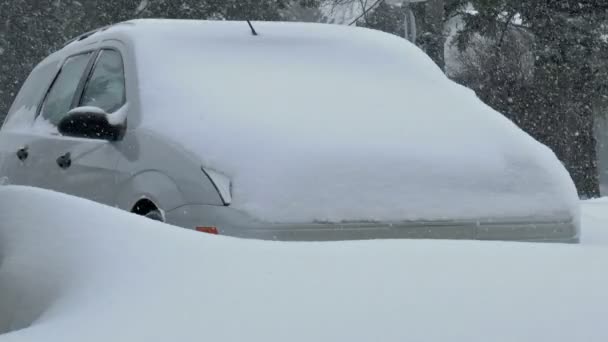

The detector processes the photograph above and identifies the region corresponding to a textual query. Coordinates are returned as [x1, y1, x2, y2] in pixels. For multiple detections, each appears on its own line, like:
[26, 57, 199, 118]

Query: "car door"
[32, 49, 126, 205]
[0, 56, 66, 188]
[26, 52, 96, 191]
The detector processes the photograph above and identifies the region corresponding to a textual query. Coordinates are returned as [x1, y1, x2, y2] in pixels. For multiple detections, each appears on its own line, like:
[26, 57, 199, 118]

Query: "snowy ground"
[0, 186, 607, 341]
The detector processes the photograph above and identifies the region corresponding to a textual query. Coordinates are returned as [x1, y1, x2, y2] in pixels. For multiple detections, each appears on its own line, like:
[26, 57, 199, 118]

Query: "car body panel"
[113, 129, 224, 212]
[113, 170, 186, 213]
[33, 135, 121, 205]
[166, 203, 579, 243]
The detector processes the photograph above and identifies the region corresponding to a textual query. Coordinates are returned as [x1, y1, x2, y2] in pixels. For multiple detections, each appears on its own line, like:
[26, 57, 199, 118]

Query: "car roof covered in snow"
[62, 19, 448, 80]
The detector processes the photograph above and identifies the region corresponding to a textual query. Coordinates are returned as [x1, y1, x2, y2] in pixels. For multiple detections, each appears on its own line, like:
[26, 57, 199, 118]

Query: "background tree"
[451, 0, 608, 196]
[410, 0, 445, 69]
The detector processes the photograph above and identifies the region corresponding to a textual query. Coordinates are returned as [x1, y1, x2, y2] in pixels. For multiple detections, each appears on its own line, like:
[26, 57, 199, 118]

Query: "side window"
[2, 60, 60, 129]
[40, 53, 93, 126]
[80, 50, 126, 113]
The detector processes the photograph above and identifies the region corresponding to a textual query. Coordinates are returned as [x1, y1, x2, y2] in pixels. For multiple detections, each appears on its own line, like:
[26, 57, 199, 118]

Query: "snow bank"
[0, 186, 607, 341]
[580, 197, 608, 246]
[123, 20, 578, 223]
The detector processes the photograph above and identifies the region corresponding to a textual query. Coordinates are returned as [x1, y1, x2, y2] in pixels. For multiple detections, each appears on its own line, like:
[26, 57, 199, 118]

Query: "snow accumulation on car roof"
[126, 20, 578, 223]
[0, 186, 607, 342]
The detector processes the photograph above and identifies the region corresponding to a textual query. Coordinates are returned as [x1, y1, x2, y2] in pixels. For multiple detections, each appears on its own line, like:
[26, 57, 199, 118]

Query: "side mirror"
[58, 106, 126, 141]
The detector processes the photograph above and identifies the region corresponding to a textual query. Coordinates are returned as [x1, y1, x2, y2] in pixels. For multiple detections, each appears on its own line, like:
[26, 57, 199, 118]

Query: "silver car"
[0, 20, 580, 242]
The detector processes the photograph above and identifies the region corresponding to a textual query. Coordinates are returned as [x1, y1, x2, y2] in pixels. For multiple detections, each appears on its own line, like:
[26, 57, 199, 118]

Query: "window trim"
[71, 51, 101, 109]
[75, 48, 127, 113]
[35, 49, 99, 120]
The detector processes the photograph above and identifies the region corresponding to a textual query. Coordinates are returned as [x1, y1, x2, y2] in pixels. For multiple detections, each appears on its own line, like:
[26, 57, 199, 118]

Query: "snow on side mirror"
[58, 106, 126, 141]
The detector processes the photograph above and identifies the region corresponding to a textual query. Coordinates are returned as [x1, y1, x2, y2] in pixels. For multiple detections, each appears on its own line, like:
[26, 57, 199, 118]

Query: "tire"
[143, 210, 164, 222]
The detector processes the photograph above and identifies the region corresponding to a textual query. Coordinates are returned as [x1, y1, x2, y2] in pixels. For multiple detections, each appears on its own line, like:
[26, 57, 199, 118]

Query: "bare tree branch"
[134, 0, 149, 17]
[348, 0, 384, 25]
[497, 11, 517, 48]
[358, 0, 370, 25]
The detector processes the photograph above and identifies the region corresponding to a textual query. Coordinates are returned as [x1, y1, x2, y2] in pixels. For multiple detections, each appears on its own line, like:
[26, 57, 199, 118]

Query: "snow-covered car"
[0, 19, 580, 242]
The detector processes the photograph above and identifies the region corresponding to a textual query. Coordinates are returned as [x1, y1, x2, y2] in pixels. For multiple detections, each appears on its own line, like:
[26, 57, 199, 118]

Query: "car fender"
[115, 170, 186, 213]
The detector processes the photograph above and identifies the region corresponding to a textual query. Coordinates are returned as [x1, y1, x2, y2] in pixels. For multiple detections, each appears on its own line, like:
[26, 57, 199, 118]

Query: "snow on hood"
[0, 187, 606, 341]
[127, 20, 578, 223]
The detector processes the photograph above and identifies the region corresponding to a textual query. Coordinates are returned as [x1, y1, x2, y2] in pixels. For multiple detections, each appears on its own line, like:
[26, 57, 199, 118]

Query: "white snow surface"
[125, 20, 578, 223]
[0, 186, 607, 341]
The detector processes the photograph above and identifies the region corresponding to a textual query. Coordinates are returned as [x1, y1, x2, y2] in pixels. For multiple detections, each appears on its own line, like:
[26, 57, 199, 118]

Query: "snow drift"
[122, 20, 578, 223]
[0, 186, 607, 342]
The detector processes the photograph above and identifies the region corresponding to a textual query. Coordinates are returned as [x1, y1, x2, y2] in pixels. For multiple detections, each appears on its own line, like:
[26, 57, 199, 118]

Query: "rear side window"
[40, 53, 93, 126]
[2, 60, 60, 128]
[80, 50, 126, 113]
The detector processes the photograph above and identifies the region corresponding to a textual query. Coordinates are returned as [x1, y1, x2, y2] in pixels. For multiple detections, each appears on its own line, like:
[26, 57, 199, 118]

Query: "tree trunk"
[424, 0, 445, 70]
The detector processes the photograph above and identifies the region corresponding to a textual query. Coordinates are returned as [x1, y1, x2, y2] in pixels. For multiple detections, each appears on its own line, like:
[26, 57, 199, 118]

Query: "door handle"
[16, 146, 29, 161]
[57, 152, 72, 169]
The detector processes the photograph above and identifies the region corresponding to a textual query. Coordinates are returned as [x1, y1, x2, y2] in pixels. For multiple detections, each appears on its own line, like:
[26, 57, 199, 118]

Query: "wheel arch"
[115, 170, 187, 214]
[131, 197, 160, 215]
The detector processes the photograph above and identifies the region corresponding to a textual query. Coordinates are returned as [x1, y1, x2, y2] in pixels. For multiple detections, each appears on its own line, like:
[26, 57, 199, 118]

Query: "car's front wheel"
[144, 210, 164, 222]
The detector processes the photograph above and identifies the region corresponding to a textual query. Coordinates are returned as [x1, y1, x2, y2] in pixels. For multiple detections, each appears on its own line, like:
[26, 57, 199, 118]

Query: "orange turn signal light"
[196, 226, 219, 235]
